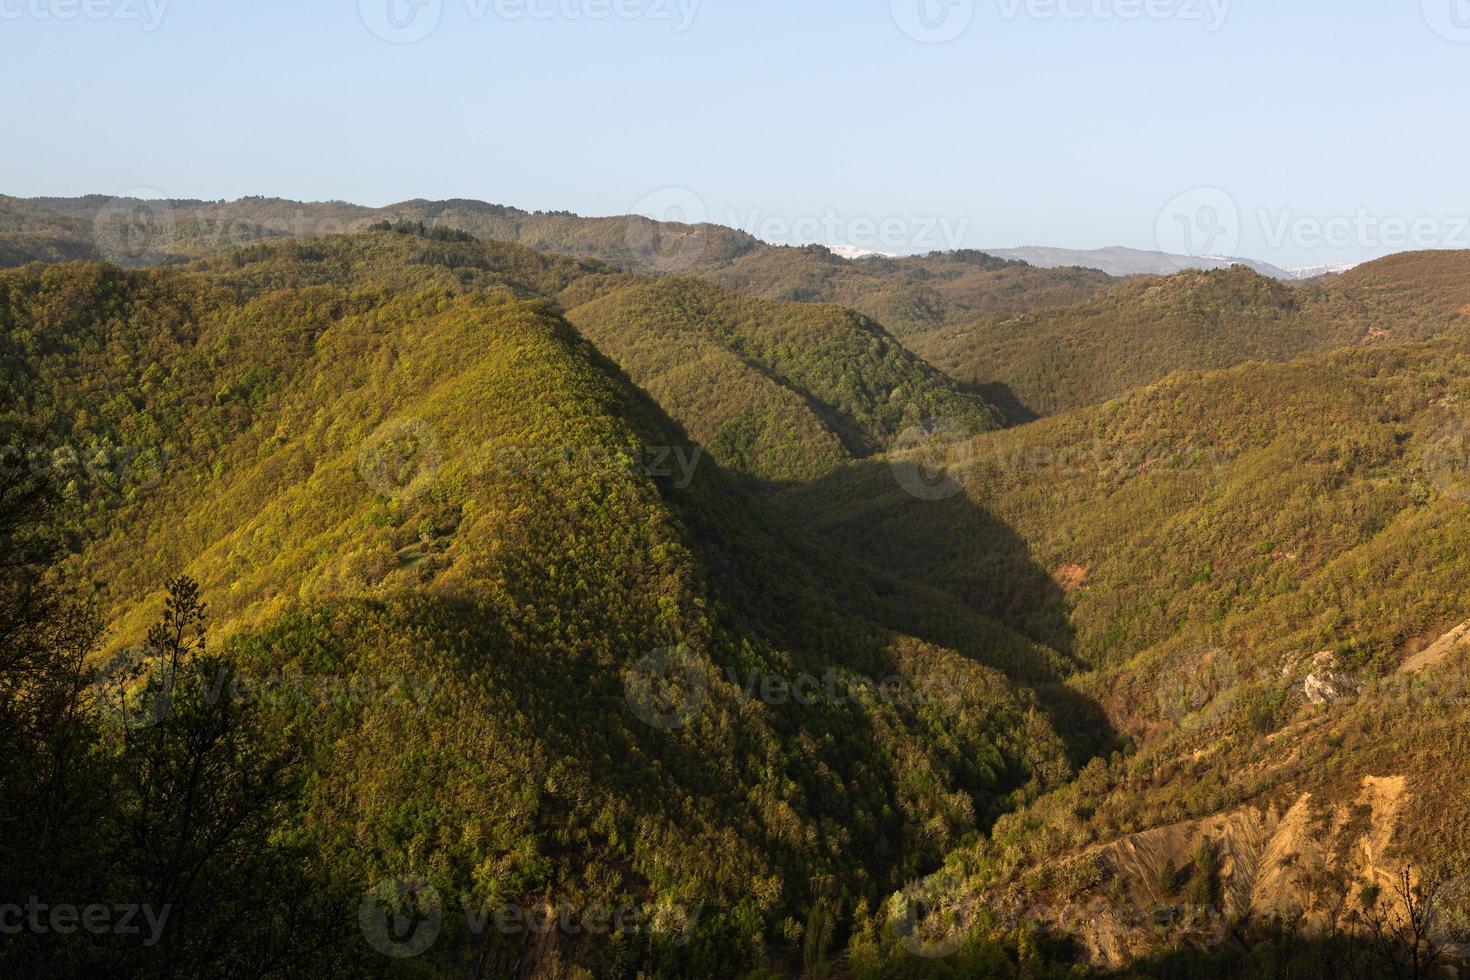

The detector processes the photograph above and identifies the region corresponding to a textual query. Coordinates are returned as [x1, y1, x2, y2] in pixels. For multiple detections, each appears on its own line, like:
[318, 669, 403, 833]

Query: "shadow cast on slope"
[969, 380, 1040, 426]
[763, 458, 1116, 765]
[774, 459, 1077, 663]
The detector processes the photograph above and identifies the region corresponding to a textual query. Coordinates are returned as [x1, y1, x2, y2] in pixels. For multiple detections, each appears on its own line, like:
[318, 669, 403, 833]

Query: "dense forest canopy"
[3, 202, 1470, 977]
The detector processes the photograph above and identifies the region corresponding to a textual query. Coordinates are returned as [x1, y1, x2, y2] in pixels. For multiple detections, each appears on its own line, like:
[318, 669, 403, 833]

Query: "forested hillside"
[187, 231, 1003, 484]
[778, 334, 1470, 973]
[698, 246, 1115, 336]
[0, 195, 1117, 335]
[6, 212, 1470, 977]
[910, 254, 1470, 418]
[0, 243, 1078, 977]
[567, 277, 999, 482]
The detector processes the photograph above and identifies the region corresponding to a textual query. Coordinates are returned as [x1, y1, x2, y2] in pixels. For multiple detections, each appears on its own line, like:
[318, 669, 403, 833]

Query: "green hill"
[701, 245, 1115, 336]
[11, 204, 1470, 976]
[0, 195, 1118, 338]
[777, 332, 1470, 973]
[910, 255, 1470, 418]
[0, 194, 758, 271]
[908, 265, 1320, 417]
[0, 246, 1076, 976]
[180, 231, 1005, 484]
[566, 276, 1001, 482]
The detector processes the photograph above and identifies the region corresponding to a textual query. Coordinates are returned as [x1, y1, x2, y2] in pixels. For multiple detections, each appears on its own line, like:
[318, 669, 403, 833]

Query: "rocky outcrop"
[1010, 775, 1410, 969]
[1303, 650, 1360, 706]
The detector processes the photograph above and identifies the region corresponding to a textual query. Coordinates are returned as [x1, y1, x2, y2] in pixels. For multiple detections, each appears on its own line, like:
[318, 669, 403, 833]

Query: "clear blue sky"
[3, 0, 1468, 266]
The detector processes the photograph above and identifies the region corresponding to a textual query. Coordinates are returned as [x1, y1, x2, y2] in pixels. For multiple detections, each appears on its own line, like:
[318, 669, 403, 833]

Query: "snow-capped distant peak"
[1279, 261, 1362, 280]
[829, 244, 897, 260]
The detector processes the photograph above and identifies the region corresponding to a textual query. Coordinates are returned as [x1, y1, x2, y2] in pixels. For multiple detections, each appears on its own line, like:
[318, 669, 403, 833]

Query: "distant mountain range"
[8, 191, 1470, 975]
[0, 192, 1369, 294]
[827, 244, 897, 260]
[981, 244, 1361, 281]
[798, 242, 1360, 281]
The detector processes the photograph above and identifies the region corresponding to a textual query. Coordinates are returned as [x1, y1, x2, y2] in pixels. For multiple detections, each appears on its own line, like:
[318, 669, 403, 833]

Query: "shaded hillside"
[184, 231, 1005, 484]
[0, 253, 1080, 975]
[778, 337, 1470, 971]
[10, 208, 1470, 976]
[566, 277, 1001, 482]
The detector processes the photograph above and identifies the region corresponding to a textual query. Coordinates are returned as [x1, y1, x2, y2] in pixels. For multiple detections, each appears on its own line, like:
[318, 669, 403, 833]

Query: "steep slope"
[1317, 248, 1470, 329]
[779, 337, 1470, 970]
[911, 255, 1470, 418]
[185, 231, 1006, 484]
[15, 206, 1470, 975]
[909, 265, 1322, 417]
[565, 277, 1002, 482]
[0, 253, 1078, 975]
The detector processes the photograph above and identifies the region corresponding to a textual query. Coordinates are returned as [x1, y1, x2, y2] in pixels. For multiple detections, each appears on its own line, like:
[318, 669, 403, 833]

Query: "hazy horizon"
[1, 188, 1440, 275]
[4, 1, 1470, 264]
[8, 7, 1470, 973]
